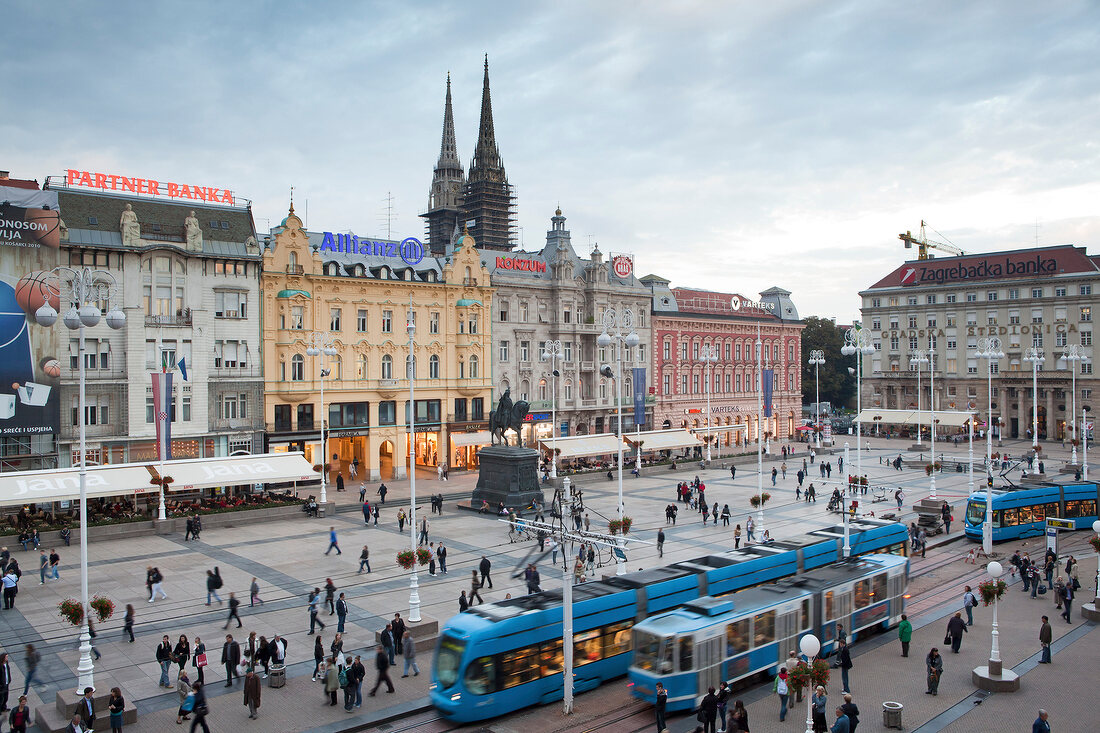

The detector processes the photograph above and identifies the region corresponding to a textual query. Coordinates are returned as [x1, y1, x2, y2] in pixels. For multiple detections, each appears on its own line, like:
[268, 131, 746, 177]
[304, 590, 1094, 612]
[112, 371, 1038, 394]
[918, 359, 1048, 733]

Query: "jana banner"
[762, 368, 774, 417]
[151, 371, 173, 461]
[632, 367, 646, 426]
[0, 186, 61, 437]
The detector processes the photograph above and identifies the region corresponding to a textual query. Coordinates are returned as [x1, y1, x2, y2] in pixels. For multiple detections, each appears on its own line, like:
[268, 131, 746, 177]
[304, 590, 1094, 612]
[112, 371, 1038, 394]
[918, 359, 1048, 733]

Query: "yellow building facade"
[261, 207, 494, 481]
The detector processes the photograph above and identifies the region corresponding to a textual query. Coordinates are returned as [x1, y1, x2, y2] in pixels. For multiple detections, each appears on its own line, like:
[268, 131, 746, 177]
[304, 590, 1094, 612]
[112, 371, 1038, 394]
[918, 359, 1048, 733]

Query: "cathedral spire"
[437, 72, 462, 170]
[422, 73, 466, 255]
[469, 55, 502, 177]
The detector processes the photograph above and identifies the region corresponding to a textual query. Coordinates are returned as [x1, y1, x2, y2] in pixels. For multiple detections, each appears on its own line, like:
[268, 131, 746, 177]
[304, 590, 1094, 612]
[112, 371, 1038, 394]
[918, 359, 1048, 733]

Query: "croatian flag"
[151, 371, 173, 461]
[762, 369, 774, 417]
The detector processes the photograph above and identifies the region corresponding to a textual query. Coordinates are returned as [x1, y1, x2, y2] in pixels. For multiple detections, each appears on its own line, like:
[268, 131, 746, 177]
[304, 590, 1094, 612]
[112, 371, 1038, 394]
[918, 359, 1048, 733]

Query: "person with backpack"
[962, 585, 978, 626]
[773, 666, 790, 721]
[206, 568, 223, 606]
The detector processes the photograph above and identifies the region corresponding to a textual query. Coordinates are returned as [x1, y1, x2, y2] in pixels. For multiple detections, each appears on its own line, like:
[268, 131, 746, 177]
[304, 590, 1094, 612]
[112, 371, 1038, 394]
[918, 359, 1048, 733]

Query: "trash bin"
[883, 701, 903, 729]
[269, 664, 286, 688]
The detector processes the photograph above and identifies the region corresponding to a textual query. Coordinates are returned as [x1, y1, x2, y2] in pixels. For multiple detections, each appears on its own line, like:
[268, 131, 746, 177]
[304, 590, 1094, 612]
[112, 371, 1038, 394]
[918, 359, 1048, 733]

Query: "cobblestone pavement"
[0, 435, 1093, 731]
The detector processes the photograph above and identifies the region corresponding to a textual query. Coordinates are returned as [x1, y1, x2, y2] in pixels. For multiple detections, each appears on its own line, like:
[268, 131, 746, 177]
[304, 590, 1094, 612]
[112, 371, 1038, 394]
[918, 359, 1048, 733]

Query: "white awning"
[856, 409, 975, 428]
[156, 452, 317, 491]
[450, 431, 492, 447]
[538, 434, 625, 459]
[625, 429, 705, 452]
[0, 464, 156, 507]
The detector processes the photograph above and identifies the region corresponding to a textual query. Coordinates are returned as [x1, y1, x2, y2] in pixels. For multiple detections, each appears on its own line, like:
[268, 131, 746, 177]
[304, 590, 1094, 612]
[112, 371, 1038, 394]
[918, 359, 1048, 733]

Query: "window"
[1032, 331, 1043, 348]
[291, 354, 304, 381]
[472, 398, 484, 420]
[680, 343, 688, 360]
[753, 610, 775, 645]
[430, 312, 440, 334]
[357, 354, 367, 379]
[469, 355, 479, 378]
[1055, 287, 1067, 297]
[1031, 309, 1043, 324]
[946, 314, 956, 327]
[692, 374, 700, 394]
[520, 341, 530, 362]
[563, 307, 571, 323]
[499, 304, 508, 322]
[564, 380, 573, 401]
[330, 308, 341, 331]
[382, 310, 393, 333]
[1056, 331, 1068, 348]
[357, 309, 368, 332]
[927, 294, 937, 304]
[564, 342, 573, 362]
[1081, 306, 1092, 322]
[381, 354, 393, 379]
[1082, 330, 1093, 346]
[1009, 312, 1020, 325]
[967, 312, 977, 326]
[1081, 285, 1093, 296]
[499, 341, 509, 362]
[662, 374, 670, 394]
[872, 318, 881, 330]
[927, 317, 937, 328]
[946, 294, 957, 303]
[987, 291, 998, 301]
[680, 375, 687, 394]
[966, 293, 977, 302]
[908, 316, 917, 328]
[214, 340, 248, 368]
[1032, 287, 1043, 298]
[1082, 362, 1093, 375]
[890, 336, 899, 351]
[692, 342, 700, 360]
[871, 298, 881, 307]
[677, 637, 693, 671]
[429, 354, 439, 379]
[72, 397, 109, 427]
[987, 312, 997, 326]
[215, 290, 247, 318]
[663, 341, 671, 360]
[946, 338, 957, 349]
[378, 401, 396, 425]
[520, 302, 528, 322]
[907, 296, 918, 306]
[469, 315, 479, 334]
[1008, 288, 1019, 300]
[290, 306, 303, 330]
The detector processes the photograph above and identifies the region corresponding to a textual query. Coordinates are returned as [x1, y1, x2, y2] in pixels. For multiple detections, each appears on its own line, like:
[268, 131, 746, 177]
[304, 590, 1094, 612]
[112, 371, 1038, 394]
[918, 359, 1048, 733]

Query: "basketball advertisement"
[0, 185, 60, 437]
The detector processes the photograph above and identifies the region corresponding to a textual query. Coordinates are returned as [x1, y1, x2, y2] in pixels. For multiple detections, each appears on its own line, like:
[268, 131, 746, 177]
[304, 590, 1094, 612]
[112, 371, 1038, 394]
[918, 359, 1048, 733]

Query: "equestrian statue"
[489, 388, 530, 447]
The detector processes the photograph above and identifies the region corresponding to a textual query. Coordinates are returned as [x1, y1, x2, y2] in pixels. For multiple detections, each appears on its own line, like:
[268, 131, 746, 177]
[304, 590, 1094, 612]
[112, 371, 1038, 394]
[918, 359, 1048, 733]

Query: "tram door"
[696, 634, 723, 699]
[777, 609, 801, 662]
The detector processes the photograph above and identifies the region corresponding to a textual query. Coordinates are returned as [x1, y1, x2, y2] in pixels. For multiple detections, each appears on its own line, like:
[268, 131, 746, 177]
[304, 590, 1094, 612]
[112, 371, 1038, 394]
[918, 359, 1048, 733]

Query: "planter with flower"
[608, 519, 622, 535]
[416, 547, 433, 566]
[787, 658, 831, 695]
[977, 578, 1008, 606]
[749, 492, 771, 509]
[90, 595, 115, 622]
[58, 598, 84, 626]
[1089, 535, 1100, 554]
[396, 550, 416, 570]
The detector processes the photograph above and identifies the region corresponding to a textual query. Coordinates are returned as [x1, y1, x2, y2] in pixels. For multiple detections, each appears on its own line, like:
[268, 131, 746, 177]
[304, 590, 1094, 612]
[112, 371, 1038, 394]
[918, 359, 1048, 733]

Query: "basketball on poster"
[0, 185, 61, 435]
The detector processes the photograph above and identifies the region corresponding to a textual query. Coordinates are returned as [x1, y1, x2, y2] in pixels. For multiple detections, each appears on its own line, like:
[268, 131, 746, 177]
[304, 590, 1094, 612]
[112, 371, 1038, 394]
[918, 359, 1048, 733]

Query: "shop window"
[378, 401, 396, 425]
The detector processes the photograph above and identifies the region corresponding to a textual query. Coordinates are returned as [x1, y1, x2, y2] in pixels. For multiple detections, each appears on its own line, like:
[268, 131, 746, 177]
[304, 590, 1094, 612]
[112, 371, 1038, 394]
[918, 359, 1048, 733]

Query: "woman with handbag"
[729, 698, 749, 732]
[925, 648, 943, 696]
[108, 687, 125, 733]
[175, 669, 192, 724]
[192, 638, 207, 686]
[174, 635, 191, 673]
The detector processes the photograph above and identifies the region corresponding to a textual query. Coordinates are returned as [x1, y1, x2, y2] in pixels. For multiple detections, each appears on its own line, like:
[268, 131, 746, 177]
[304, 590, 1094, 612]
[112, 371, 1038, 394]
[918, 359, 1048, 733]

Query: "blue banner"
[632, 367, 646, 426]
[762, 368, 774, 417]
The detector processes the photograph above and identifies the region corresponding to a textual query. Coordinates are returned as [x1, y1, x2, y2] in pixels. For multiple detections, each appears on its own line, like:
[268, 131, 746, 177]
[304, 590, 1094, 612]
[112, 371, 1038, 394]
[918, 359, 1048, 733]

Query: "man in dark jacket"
[479, 556, 493, 588]
[369, 644, 394, 695]
[946, 612, 967, 653]
[155, 635, 173, 688]
[839, 693, 860, 733]
[836, 638, 853, 693]
[222, 634, 241, 687]
[336, 593, 348, 633]
[699, 686, 718, 733]
[391, 613, 407, 654]
[526, 564, 541, 595]
[1038, 616, 1053, 663]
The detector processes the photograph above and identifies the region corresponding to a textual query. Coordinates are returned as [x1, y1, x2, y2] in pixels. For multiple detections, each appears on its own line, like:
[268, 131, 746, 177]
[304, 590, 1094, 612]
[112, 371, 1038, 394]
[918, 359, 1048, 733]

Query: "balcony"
[581, 361, 595, 372]
[145, 310, 193, 327]
[211, 417, 264, 432]
[211, 365, 262, 379]
[286, 264, 304, 276]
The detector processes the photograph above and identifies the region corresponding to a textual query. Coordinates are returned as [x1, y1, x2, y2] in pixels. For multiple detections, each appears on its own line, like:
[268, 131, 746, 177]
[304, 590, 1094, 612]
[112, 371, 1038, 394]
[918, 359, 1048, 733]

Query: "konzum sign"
[496, 256, 546, 273]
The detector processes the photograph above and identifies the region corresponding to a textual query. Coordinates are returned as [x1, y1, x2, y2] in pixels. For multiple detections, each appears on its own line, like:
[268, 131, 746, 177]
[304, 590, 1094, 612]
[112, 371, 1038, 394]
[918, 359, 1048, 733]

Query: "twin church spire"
[421, 56, 516, 255]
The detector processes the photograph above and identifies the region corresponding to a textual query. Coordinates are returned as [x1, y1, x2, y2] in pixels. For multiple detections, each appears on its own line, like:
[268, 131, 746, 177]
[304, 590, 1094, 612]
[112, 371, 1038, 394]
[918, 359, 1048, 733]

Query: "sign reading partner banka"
[319, 232, 425, 266]
[65, 169, 237, 205]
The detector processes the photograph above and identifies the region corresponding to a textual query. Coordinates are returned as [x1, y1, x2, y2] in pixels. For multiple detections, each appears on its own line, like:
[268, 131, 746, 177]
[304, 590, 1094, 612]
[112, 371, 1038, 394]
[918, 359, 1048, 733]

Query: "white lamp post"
[36, 267, 126, 693]
[1059, 345, 1086, 465]
[843, 441, 851, 556]
[541, 340, 564, 478]
[1083, 408, 1090, 480]
[800, 634, 821, 733]
[808, 350, 825, 448]
[755, 325, 766, 538]
[598, 307, 639, 576]
[910, 349, 927, 447]
[305, 332, 338, 505]
[1024, 347, 1045, 448]
[405, 304, 421, 621]
[987, 560, 1004, 671]
[1092, 519, 1100, 603]
[699, 343, 719, 462]
[841, 326, 875, 551]
[975, 337, 1003, 555]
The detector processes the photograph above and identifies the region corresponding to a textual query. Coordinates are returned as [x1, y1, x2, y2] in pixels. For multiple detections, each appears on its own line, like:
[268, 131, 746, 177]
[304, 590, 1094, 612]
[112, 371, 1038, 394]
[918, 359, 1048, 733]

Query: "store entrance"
[379, 440, 394, 480]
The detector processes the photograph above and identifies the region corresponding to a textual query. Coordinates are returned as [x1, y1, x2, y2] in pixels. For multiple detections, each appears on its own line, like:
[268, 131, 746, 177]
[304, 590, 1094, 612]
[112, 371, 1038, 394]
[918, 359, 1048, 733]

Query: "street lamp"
[840, 327, 874, 556]
[305, 332, 338, 505]
[799, 634, 821, 733]
[1024, 347, 1045, 448]
[1092, 520, 1100, 604]
[35, 267, 126, 693]
[598, 307, 639, 576]
[1059, 345, 1086, 466]
[975, 337, 1004, 555]
[405, 304, 421, 622]
[987, 560, 1004, 673]
[754, 325, 767, 539]
[909, 350, 927, 447]
[699, 343, 719, 462]
[808, 350, 825, 448]
[541, 340, 564, 478]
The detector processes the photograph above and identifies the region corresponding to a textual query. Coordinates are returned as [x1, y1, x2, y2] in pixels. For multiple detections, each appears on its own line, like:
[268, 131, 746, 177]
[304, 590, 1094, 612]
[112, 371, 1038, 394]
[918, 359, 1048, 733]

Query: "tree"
[801, 316, 856, 408]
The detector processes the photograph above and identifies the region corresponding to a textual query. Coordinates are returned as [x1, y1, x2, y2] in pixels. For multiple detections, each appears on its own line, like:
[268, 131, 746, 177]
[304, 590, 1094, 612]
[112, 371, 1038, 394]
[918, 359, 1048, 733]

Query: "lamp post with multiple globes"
[699, 343, 719, 461]
[1059, 345, 1086, 466]
[840, 327, 874, 556]
[808, 349, 825, 448]
[305, 331, 338, 505]
[800, 634, 821, 733]
[975, 337, 1004, 555]
[1024, 347, 1045, 448]
[541, 340, 564, 478]
[598, 308, 638, 576]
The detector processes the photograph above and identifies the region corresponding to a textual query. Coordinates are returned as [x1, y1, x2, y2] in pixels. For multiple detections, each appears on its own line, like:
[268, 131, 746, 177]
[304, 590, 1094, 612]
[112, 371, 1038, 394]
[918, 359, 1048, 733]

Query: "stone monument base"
[972, 662, 1020, 692]
[1082, 602, 1100, 622]
[472, 445, 544, 511]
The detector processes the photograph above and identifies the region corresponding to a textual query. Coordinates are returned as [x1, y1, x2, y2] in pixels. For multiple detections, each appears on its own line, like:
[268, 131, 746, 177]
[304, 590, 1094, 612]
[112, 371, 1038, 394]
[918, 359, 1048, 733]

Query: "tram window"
[1002, 508, 1018, 526]
[872, 574, 887, 604]
[854, 579, 871, 609]
[603, 621, 633, 657]
[1045, 502, 1059, 518]
[822, 623, 835, 643]
[539, 638, 563, 677]
[1066, 499, 1097, 518]
[966, 502, 985, 525]
[992, 510, 1002, 528]
[1019, 506, 1035, 524]
[678, 637, 694, 671]
[753, 610, 776, 645]
[435, 636, 465, 688]
[500, 646, 540, 689]
[574, 629, 601, 666]
[825, 591, 835, 620]
[465, 656, 497, 695]
[726, 619, 750, 655]
[801, 599, 811, 630]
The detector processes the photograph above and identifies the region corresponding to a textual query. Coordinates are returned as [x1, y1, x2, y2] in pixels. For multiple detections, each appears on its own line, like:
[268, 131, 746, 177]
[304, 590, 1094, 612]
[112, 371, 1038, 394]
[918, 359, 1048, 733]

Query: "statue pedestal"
[472, 446, 544, 511]
[1082, 602, 1100, 622]
[972, 662, 1020, 692]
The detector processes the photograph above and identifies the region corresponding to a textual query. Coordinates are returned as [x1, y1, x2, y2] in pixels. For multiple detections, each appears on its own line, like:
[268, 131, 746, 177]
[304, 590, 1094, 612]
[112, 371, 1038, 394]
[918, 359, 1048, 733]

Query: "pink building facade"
[642, 278, 805, 450]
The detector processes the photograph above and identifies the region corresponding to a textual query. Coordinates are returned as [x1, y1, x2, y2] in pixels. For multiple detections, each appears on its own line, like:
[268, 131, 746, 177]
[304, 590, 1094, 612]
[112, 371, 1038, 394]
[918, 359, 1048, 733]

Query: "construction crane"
[899, 221, 964, 260]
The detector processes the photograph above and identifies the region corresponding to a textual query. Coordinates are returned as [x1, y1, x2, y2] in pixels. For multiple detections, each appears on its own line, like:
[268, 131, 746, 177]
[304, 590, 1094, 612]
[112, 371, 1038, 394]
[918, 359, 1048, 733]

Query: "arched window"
[538, 378, 548, 401]
[288, 251, 298, 267]
[520, 379, 529, 401]
[291, 354, 304, 381]
[429, 354, 440, 379]
[469, 355, 479, 378]
[564, 379, 573, 402]
[381, 354, 392, 380]
[332, 354, 342, 380]
[357, 354, 367, 379]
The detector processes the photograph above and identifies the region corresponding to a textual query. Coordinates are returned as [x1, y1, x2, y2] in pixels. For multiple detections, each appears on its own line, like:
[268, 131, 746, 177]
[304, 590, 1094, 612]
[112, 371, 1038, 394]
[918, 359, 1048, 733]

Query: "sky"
[4, 1, 1099, 321]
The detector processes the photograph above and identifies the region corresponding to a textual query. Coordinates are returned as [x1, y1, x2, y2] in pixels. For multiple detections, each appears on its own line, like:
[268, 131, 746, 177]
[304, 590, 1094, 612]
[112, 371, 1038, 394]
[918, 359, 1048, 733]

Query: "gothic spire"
[436, 72, 463, 172]
[469, 55, 503, 179]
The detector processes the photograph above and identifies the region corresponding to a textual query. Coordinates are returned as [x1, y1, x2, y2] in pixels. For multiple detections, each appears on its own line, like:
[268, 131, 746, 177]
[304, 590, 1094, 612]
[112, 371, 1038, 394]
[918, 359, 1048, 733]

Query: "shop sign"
[900, 254, 1058, 286]
[65, 168, 236, 204]
[523, 412, 551, 422]
[495, 256, 546, 273]
[319, 232, 425, 266]
[414, 424, 439, 433]
[731, 296, 775, 311]
[611, 253, 634, 278]
[330, 428, 369, 438]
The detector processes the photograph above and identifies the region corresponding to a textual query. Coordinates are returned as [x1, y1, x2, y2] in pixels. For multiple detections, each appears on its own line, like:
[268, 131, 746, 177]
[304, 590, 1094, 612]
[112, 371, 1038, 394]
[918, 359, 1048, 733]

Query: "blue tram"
[963, 482, 1099, 543]
[429, 519, 907, 723]
[628, 554, 909, 711]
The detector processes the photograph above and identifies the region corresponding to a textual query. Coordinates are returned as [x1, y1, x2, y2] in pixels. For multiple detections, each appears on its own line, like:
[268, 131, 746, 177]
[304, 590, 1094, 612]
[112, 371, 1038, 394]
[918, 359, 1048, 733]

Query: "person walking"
[369, 644, 395, 696]
[205, 568, 223, 606]
[175, 670, 192, 724]
[746, 516, 755, 542]
[657, 528, 665, 558]
[155, 636, 173, 688]
[839, 693, 859, 733]
[459, 590, 469, 612]
[224, 592, 242, 629]
[308, 588, 326, 634]
[323, 658, 339, 706]
[836, 638, 852, 693]
[925, 648, 943, 695]
[773, 666, 790, 721]
[380, 624, 396, 666]
[734, 524, 742, 549]
[479, 555, 492, 588]
[418, 517, 429, 546]
[438, 542, 447, 574]
[1060, 578, 1074, 623]
[0, 652, 11, 712]
[312, 636, 325, 680]
[324, 527, 341, 555]
[654, 681, 667, 733]
[324, 579, 337, 615]
[401, 631, 419, 677]
[362, 499, 371, 526]
[249, 577, 263, 607]
[470, 570, 484, 605]
[941, 501, 952, 533]
[221, 634, 240, 688]
[242, 669, 261, 719]
[1032, 709, 1051, 733]
[946, 611, 967, 653]
[377, 483, 388, 503]
[397, 508, 407, 532]
[1038, 615, 1053, 663]
[37, 550, 47, 585]
[336, 593, 348, 633]
[147, 566, 167, 603]
[173, 635, 191, 674]
[188, 681, 210, 733]
[698, 686, 718, 733]
[963, 586, 978, 626]
[121, 604, 135, 643]
[358, 545, 371, 574]
[897, 614, 913, 657]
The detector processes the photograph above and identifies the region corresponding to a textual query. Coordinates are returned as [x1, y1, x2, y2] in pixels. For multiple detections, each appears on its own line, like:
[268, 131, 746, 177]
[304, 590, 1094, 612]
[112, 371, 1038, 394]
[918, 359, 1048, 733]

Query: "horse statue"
[489, 389, 530, 447]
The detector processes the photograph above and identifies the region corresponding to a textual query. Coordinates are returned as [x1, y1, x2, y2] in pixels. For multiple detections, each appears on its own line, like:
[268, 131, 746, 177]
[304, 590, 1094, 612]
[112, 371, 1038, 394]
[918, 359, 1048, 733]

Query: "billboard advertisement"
[0, 185, 61, 437]
[632, 367, 646, 427]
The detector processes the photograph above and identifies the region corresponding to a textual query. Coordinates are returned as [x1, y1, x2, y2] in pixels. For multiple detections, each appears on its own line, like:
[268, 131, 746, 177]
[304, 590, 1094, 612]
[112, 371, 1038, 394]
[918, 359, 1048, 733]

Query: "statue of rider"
[495, 388, 512, 426]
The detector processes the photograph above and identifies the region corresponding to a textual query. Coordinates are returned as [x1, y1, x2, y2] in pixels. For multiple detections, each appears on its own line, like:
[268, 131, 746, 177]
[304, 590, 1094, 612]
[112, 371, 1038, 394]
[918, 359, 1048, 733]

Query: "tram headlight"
[451, 693, 462, 702]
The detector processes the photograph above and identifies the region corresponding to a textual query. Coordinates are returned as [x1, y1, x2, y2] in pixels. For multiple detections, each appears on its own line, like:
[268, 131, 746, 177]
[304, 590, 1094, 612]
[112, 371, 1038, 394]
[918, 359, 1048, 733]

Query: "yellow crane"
[899, 221, 964, 260]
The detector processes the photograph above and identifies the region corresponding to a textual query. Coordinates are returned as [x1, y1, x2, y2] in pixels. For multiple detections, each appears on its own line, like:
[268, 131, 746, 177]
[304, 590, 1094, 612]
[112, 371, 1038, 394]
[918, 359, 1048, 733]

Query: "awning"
[0, 464, 154, 507]
[538, 433, 625, 459]
[624, 429, 704, 452]
[154, 452, 317, 491]
[450, 431, 492, 447]
[856, 409, 975, 428]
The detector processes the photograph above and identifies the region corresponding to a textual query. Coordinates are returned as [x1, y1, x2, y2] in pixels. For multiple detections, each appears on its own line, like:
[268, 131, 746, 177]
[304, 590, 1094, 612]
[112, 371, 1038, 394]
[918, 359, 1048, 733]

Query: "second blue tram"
[963, 482, 1099, 543]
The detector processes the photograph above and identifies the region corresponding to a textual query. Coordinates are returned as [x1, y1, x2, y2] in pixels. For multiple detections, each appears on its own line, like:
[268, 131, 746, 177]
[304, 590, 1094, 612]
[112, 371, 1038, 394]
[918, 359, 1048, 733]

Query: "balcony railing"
[211, 418, 264, 431]
[286, 264, 304, 276]
[145, 310, 193, 327]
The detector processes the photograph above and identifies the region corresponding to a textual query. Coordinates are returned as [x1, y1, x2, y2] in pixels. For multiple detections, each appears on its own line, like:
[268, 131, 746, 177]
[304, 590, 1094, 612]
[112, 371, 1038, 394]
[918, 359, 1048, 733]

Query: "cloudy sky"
[5, 1, 1099, 321]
